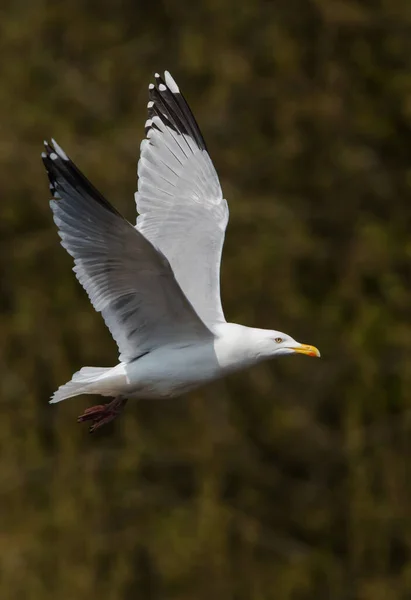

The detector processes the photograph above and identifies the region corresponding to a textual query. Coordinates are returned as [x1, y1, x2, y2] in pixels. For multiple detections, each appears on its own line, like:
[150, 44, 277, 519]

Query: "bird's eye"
[275, 337, 283, 344]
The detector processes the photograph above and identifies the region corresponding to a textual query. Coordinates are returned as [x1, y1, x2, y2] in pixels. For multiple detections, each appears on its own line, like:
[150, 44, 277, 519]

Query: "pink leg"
[77, 396, 128, 433]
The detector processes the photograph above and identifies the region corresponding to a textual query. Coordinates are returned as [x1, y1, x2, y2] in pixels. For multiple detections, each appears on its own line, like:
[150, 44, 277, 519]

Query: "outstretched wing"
[135, 71, 229, 330]
[42, 140, 212, 363]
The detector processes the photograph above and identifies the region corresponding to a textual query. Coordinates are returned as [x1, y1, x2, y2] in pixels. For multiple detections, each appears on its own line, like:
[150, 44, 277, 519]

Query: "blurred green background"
[1, 0, 411, 598]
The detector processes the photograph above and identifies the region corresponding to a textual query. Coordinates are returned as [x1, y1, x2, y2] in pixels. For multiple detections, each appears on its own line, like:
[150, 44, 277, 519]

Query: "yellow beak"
[292, 344, 321, 358]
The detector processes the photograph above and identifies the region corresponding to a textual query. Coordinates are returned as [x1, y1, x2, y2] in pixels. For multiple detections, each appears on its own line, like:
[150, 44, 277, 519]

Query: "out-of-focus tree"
[1, 1, 411, 598]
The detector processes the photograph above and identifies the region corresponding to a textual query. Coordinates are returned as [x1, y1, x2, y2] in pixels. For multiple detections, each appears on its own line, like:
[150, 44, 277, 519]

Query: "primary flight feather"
[42, 71, 320, 432]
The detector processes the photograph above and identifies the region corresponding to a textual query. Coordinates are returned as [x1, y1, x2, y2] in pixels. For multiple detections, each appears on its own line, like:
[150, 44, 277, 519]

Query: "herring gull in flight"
[42, 71, 320, 432]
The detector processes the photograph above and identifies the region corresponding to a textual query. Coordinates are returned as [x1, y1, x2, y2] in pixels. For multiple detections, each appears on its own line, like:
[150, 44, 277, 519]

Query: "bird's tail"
[50, 367, 114, 404]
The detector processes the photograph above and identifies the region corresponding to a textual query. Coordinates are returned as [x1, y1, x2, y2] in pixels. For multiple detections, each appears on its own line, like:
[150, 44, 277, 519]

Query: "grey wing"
[135, 72, 229, 330]
[42, 140, 212, 363]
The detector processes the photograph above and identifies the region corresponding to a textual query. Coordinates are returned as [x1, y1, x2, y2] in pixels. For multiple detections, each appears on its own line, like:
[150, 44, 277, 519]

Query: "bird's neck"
[213, 323, 268, 373]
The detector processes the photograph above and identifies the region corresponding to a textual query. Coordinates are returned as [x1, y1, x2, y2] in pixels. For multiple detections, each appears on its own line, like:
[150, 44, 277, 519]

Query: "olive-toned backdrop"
[2, 1, 411, 598]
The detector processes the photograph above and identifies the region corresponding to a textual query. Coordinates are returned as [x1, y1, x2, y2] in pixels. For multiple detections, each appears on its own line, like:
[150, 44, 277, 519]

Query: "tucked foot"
[77, 396, 128, 433]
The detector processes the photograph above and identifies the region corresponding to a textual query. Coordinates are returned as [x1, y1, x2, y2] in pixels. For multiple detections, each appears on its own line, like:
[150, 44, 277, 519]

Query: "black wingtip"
[146, 71, 207, 151]
[41, 139, 122, 217]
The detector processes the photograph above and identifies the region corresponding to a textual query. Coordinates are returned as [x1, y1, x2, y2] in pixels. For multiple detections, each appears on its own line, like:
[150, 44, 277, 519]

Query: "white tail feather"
[50, 367, 113, 404]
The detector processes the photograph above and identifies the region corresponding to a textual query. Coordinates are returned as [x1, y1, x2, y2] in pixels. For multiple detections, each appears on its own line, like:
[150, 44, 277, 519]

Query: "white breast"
[109, 323, 260, 400]
[121, 341, 223, 398]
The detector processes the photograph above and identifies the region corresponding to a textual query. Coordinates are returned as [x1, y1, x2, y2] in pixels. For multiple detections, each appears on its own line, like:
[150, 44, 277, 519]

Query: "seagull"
[42, 71, 320, 433]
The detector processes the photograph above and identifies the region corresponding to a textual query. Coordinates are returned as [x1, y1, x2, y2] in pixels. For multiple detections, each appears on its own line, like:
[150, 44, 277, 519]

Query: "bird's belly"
[122, 343, 222, 399]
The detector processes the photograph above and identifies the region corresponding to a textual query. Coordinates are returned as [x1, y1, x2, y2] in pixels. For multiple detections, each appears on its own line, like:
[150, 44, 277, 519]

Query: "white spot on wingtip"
[144, 119, 152, 129]
[159, 83, 166, 91]
[50, 152, 58, 160]
[51, 138, 69, 160]
[147, 101, 154, 108]
[41, 152, 47, 158]
[43, 140, 48, 146]
[164, 71, 180, 93]
[154, 72, 160, 78]
[148, 83, 155, 90]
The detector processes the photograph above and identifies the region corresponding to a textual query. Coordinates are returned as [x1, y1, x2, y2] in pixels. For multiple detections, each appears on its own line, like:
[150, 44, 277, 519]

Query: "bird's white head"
[249, 328, 321, 360]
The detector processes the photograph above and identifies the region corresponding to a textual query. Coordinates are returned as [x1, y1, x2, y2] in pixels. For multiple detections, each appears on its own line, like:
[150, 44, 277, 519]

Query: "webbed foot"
[77, 396, 128, 433]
